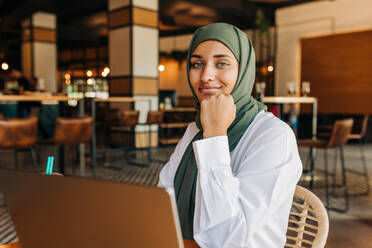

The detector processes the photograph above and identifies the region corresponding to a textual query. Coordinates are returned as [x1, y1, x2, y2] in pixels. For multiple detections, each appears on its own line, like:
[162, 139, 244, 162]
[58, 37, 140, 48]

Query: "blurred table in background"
[263, 96, 318, 138]
[0, 94, 150, 176]
[160, 107, 196, 145]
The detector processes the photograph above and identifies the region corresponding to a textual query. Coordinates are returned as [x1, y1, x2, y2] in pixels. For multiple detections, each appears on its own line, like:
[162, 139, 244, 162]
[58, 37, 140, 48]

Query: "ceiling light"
[1, 62, 9, 71]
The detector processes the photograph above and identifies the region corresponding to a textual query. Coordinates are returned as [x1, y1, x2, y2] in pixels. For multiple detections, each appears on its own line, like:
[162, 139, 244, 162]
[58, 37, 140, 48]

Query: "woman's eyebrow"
[190, 54, 232, 58]
[214, 54, 231, 58]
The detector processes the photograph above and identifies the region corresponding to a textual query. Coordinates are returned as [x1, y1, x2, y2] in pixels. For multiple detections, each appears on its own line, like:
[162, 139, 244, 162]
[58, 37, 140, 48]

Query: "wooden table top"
[0, 242, 21, 248]
[0, 94, 149, 102]
[163, 107, 196, 112]
[1, 240, 200, 248]
[262, 96, 317, 104]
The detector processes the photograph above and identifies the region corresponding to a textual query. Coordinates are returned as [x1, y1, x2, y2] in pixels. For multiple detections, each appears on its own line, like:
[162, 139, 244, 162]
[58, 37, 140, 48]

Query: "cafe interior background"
[0, 0, 371, 247]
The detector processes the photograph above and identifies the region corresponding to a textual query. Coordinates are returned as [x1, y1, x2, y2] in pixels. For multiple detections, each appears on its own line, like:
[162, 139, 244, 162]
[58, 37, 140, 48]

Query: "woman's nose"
[201, 64, 215, 82]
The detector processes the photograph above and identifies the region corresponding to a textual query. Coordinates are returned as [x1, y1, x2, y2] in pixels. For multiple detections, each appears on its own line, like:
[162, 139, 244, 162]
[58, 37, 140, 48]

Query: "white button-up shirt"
[158, 111, 302, 248]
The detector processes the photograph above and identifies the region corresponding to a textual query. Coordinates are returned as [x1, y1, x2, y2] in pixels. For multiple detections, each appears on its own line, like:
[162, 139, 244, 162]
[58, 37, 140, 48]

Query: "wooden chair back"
[0, 117, 37, 149]
[146, 111, 164, 125]
[327, 118, 353, 148]
[286, 185, 329, 248]
[352, 114, 369, 137]
[53, 116, 93, 145]
[120, 110, 139, 127]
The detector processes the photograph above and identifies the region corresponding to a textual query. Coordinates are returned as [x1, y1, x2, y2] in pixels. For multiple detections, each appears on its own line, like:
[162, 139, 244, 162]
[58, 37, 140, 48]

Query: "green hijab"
[173, 23, 267, 240]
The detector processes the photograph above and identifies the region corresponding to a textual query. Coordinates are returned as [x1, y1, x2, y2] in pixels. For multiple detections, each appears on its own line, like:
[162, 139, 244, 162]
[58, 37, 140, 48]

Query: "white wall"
[276, 0, 372, 96]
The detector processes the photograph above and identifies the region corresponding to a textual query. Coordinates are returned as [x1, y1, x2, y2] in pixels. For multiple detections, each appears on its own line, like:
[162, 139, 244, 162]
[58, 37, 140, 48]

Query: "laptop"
[0, 169, 184, 248]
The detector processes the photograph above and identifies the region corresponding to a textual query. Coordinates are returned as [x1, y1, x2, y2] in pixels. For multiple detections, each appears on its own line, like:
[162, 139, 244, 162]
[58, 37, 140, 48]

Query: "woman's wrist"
[203, 128, 227, 139]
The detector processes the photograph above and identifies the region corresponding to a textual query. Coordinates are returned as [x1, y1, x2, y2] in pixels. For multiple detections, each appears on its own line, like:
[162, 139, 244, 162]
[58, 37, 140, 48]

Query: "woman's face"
[189, 40, 239, 102]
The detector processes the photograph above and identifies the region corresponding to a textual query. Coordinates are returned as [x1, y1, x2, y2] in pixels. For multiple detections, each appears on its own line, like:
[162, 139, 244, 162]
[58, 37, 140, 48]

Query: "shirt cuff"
[192, 136, 230, 171]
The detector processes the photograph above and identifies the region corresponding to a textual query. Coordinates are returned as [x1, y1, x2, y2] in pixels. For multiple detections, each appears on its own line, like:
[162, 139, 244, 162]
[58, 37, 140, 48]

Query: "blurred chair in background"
[0, 117, 38, 170]
[318, 114, 370, 196]
[104, 110, 141, 167]
[141, 110, 164, 162]
[346, 114, 370, 195]
[39, 116, 94, 176]
[298, 118, 354, 212]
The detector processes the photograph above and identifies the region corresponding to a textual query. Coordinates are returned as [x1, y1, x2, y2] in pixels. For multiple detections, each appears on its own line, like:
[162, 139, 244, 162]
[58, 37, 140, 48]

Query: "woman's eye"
[217, 61, 229, 68]
[191, 62, 203, 68]
[217, 62, 229, 68]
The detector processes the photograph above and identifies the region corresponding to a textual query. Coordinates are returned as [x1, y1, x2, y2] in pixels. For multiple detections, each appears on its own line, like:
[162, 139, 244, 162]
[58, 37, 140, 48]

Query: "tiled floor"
[298, 144, 372, 248]
[1, 144, 372, 247]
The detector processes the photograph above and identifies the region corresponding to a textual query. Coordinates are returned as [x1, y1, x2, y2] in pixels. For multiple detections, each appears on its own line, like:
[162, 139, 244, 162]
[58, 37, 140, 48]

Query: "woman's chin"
[197, 91, 221, 101]
[198, 93, 214, 101]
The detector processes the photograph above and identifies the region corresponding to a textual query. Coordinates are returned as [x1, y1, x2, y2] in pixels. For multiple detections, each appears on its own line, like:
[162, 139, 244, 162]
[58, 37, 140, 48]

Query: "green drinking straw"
[49, 156, 54, 174]
[45, 156, 54, 175]
[45, 157, 50, 174]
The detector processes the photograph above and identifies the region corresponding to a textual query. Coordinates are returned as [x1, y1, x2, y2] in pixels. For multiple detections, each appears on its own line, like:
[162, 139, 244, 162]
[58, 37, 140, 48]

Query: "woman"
[158, 23, 302, 248]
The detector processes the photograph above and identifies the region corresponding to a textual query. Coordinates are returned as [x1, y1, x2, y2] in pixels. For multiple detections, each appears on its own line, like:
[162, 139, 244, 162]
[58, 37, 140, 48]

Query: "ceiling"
[0, 0, 318, 67]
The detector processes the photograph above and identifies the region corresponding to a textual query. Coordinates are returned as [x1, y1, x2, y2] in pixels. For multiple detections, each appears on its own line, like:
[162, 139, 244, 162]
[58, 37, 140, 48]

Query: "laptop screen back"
[0, 169, 184, 248]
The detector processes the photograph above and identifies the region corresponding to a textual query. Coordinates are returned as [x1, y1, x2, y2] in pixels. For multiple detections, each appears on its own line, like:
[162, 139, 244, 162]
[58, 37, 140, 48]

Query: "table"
[1, 239, 200, 248]
[262, 96, 318, 138]
[0, 94, 150, 176]
[160, 107, 196, 145]
[0, 242, 21, 248]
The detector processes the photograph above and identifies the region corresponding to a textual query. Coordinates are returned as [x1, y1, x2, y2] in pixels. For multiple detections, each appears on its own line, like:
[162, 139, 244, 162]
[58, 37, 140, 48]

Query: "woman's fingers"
[200, 95, 236, 138]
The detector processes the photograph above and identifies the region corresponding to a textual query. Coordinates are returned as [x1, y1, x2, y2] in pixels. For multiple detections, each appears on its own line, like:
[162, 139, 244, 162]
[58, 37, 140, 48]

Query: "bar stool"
[119, 110, 141, 164]
[318, 115, 370, 196]
[347, 114, 370, 195]
[117, 110, 139, 147]
[39, 116, 94, 176]
[0, 117, 38, 170]
[103, 109, 140, 166]
[143, 111, 164, 162]
[298, 118, 353, 212]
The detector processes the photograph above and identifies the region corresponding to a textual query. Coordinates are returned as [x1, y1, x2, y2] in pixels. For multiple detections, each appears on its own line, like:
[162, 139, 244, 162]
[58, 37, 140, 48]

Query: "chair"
[39, 116, 94, 176]
[318, 115, 369, 196]
[286, 185, 329, 248]
[298, 118, 354, 212]
[0, 117, 38, 170]
[142, 111, 164, 162]
[106, 110, 139, 145]
[346, 114, 369, 195]
[104, 110, 141, 167]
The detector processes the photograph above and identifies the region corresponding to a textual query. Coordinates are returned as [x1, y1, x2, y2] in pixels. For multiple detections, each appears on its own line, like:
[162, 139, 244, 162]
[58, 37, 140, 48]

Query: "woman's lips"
[199, 86, 222, 94]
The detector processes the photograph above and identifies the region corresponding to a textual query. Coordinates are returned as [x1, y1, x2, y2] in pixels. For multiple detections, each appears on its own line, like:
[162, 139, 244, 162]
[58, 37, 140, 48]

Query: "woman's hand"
[200, 94, 236, 139]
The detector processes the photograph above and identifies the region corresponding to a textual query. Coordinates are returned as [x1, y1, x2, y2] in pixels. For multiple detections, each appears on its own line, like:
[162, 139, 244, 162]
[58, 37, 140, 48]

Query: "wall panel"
[301, 30, 372, 114]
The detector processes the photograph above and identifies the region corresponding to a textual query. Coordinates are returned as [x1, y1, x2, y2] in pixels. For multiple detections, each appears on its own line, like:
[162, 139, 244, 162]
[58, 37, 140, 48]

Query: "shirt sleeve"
[157, 122, 198, 189]
[192, 125, 302, 248]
